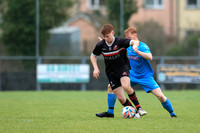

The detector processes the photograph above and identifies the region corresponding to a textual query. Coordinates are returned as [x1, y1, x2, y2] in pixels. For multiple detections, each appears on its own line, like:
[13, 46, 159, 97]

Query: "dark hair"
[100, 24, 114, 36]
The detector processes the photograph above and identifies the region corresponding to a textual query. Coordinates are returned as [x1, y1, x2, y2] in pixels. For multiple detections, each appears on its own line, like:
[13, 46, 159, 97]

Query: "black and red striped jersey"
[92, 37, 131, 75]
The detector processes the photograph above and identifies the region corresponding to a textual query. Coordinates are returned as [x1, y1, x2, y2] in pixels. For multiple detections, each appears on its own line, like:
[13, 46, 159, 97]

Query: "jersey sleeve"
[118, 38, 131, 48]
[140, 43, 151, 54]
[92, 42, 102, 56]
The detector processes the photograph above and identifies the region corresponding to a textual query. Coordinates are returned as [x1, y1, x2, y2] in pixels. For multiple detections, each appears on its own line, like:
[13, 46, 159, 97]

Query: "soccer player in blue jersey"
[96, 27, 177, 118]
[91, 24, 145, 118]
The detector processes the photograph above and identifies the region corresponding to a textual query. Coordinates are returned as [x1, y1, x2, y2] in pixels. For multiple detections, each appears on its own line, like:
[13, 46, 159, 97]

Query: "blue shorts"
[130, 76, 160, 93]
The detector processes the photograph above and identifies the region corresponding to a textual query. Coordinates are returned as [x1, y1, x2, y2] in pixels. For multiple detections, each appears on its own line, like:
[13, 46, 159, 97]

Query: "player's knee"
[122, 85, 133, 93]
[157, 94, 166, 102]
[107, 84, 111, 89]
[107, 84, 113, 94]
[122, 84, 130, 89]
[117, 96, 126, 104]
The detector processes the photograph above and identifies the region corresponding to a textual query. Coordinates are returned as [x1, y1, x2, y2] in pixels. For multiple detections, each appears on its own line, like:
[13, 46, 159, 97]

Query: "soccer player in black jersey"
[90, 24, 144, 118]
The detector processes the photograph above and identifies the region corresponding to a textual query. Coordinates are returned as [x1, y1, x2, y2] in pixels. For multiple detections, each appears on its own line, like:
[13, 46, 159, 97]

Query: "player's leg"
[113, 87, 140, 119]
[130, 78, 147, 116]
[96, 85, 132, 118]
[151, 88, 177, 117]
[121, 76, 146, 115]
[96, 84, 116, 118]
[107, 84, 117, 115]
[112, 86, 133, 106]
[138, 76, 176, 117]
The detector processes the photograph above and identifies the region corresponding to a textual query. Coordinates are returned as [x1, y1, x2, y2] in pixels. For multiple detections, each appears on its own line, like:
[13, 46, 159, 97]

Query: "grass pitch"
[0, 90, 200, 133]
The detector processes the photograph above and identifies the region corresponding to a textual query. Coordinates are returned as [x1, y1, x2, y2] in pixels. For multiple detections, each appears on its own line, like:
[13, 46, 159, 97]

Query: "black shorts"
[107, 70, 130, 90]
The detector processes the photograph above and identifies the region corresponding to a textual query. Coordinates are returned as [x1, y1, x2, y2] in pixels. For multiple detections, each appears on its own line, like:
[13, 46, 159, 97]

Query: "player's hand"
[98, 36, 102, 41]
[133, 40, 139, 53]
[133, 40, 139, 46]
[133, 45, 138, 53]
[93, 69, 100, 79]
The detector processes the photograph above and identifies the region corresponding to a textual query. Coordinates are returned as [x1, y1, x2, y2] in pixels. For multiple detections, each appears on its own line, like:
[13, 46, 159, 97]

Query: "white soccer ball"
[122, 106, 136, 118]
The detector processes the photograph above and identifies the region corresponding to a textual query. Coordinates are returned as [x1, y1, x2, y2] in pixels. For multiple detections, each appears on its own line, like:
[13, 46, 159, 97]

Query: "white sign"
[37, 64, 90, 83]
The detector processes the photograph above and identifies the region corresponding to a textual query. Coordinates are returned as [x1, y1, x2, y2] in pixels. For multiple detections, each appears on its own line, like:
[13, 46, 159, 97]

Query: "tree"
[166, 31, 200, 56]
[184, 31, 200, 56]
[1, 0, 73, 56]
[105, 0, 137, 36]
[0, 0, 6, 14]
[136, 21, 167, 56]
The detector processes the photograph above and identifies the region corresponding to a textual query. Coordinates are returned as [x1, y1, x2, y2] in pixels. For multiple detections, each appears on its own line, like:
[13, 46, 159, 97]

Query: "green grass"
[0, 90, 200, 133]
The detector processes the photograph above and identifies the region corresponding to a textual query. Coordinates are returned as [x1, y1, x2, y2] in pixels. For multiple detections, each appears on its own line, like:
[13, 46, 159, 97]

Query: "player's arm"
[130, 39, 139, 46]
[98, 36, 102, 41]
[90, 54, 100, 79]
[137, 51, 153, 61]
[131, 40, 152, 61]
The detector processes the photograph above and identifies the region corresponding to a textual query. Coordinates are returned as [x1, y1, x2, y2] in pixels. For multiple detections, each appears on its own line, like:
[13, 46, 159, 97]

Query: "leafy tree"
[165, 45, 184, 56]
[184, 31, 200, 56]
[0, 0, 6, 14]
[136, 21, 167, 56]
[1, 0, 73, 56]
[105, 0, 137, 36]
[166, 31, 200, 56]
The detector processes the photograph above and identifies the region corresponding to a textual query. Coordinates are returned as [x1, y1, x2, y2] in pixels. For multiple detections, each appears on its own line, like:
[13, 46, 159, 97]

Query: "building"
[129, 0, 177, 38]
[129, 0, 200, 42]
[64, 13, 101, 54]
[78, 0, 106, 14]
[177, 0, 200, 41]
[65, 0, 106, 54]
[65, 0, 200, 50]
[46, 26, 81, 56]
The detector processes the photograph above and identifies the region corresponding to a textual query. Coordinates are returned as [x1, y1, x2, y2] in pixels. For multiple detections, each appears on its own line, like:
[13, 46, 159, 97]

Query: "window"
[144, 0, 164, 9]
[185, 30, 197, 37]
[88, 0, 105, 9]
[186, 0, 200, 9]
[99, 0, 105, 6]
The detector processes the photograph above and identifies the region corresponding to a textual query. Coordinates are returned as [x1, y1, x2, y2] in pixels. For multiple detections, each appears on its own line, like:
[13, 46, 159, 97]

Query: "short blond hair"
[124, 27, 137, 35]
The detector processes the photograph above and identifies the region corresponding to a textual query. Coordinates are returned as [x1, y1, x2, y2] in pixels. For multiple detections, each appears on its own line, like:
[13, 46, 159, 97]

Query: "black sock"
[122, 99, 133, 107]
[128, 91, 141, 110]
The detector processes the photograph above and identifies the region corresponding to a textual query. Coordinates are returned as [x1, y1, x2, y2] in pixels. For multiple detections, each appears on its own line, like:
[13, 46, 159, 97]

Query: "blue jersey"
[127, 41, 154, 78]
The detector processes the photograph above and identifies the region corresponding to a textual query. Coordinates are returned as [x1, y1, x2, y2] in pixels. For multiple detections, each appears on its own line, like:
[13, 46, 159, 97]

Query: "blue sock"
[107, 94, 117, 114]
[161, 98, 176, 117]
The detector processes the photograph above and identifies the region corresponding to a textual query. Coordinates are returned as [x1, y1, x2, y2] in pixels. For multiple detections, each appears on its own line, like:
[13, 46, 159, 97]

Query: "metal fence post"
[0, 60, 1, 91]
[36, 57, 41, 91]
[36, 0, 40, 91]
[120, 0, 124, 37]
[159, 57, 165, 90]
[198, 38, 200, 90]
[81, 57, 86, 91]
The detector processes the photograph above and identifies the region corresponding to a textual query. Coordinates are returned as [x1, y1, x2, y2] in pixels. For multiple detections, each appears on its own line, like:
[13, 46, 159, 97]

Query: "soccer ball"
[122, 106, 136, 118]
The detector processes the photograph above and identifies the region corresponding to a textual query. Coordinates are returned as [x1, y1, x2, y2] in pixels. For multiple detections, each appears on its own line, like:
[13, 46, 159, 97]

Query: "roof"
[49, 26, 80, 34]
[64, 13, 101, 29]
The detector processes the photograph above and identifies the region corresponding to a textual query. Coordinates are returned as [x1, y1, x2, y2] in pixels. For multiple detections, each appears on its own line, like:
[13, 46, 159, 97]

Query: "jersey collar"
[105, 37, 115, 47]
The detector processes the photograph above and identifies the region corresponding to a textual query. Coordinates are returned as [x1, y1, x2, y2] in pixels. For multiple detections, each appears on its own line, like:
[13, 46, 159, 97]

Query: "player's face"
[125, 32, 137, 40]
[103, 31, 114, 44]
